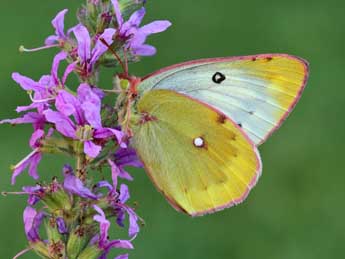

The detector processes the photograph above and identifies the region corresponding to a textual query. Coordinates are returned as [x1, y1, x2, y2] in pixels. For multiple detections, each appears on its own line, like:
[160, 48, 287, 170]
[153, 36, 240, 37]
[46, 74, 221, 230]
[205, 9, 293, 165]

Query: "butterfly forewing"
[131, 89, 262, 216]
[138, 54, 309, 145]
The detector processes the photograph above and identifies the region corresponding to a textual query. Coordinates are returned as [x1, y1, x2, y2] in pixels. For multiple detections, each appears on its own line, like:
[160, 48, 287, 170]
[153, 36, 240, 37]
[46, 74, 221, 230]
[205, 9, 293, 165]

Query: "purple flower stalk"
[1, 1, 171, 258]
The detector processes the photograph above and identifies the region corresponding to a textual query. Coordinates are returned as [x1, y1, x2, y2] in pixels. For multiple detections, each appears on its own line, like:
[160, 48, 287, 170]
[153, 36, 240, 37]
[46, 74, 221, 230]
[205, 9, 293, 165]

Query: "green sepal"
[41, 189, 72, 212]
[66, 226, 92, 259]
[78, 245, 103, 259]
[30, 241, 50, 258]
[45, 221, 62, 244]
[119, 0, 146, 21]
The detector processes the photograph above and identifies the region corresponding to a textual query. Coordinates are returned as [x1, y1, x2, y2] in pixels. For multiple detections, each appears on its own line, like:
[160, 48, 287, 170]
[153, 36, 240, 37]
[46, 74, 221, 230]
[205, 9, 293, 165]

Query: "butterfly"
[117, 54, 309, 217]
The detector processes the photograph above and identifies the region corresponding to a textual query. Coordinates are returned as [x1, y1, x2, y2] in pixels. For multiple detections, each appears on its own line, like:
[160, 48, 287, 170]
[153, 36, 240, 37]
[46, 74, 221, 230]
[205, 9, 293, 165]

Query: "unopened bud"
[66, 226, 93, 259]
[30, 241, 50, 258]
[78, 245, 103, 259]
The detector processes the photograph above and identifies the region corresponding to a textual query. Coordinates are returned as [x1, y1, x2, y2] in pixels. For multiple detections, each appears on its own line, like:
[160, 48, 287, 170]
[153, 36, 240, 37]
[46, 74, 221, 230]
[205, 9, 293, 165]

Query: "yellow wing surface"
[130, 89, 262, 216]
[139, 54, 309, 145]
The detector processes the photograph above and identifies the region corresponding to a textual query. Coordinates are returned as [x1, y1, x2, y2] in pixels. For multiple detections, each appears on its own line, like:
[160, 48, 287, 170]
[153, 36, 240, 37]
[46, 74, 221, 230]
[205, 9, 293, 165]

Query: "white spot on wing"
[193, 137, 204, 147]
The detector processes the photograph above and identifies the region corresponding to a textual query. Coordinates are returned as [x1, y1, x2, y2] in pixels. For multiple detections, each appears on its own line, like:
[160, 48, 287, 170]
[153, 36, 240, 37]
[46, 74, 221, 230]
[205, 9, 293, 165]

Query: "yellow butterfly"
[117, 54, 309, 216]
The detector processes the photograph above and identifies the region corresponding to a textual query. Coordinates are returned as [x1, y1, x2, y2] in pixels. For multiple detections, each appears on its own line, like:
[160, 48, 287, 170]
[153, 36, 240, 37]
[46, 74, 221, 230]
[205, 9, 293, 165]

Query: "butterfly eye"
[212, 72, 226, 84]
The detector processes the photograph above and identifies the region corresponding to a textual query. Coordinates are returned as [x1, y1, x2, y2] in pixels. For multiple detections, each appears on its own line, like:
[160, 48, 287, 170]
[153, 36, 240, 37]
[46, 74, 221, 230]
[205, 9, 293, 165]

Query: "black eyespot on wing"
[237, 123, 243, 128]
[266, 57, 273, 62]
[212, 72, 226, 84]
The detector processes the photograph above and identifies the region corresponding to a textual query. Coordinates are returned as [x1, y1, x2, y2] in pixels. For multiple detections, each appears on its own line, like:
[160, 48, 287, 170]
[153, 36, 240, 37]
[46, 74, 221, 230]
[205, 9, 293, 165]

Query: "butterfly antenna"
[99, 37, 128, 76]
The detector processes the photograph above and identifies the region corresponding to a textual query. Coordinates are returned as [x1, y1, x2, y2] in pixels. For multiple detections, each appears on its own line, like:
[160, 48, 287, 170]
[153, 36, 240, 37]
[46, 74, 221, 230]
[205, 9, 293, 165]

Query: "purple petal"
[12, 150, 41, 185]
[44, 109, 76, 138]
[126, 207, 139, 237]
[132, 44, 156, 56]
[91, 87, 105, 99]
[73, 24, 91, 63]
[108, 159, 120, 188]
[38, 74, 54, 87]
[118, 168, 134, 181]
[52, 9, 68, 39]
[115, 148, 143, 168]
[119, 8, 144, 38]
[127, 7, 146, 28]
[56, 90, 84, 124]
[12, 73, 43, 91]
[84, 140, 102, 158]
[56, 217, 68, 234]
[115, 254, 129, 259]
[12, 156, 32, 185]
[90, 28, 116, 65]
[29, 129, 44, 148]
[55, 90, 79, 116]
[62, 61, 77, 85]
[139, 20, 172, 35]
[112, 0, 124, 26]
[81, 101, 102, 128]
[24, 207, 36, 235]
[23, 207, 45, 242]
[106, 240, 134, 250]
[51, 51, 67, 85]
[93, 205, 110, 245]
[78, 84, 102, 128]
[15, 103, 41, 113]
[95, 181, 113, 192]
[28, 152, 42, 181]
[119, 184, 130, 203]
[23, 185, 44, 206]
[0, 112, 46, 130]
[116, 210, 126, 228]
[45, 35, 59, 45]
[94, 128, 126, 148]
[63, 169, 98, 199]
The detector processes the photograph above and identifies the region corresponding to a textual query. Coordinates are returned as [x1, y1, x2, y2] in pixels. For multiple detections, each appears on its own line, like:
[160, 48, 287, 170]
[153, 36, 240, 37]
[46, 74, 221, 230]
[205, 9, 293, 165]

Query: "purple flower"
[45, 84, 125, 158]
[93, 205, 134, 258]
[23, 207, 45, 243]
[56, 217, 68, 234]
[0, 112, 46, 130]
[73, 25, 116, 77]
[63, 165, 98, 199]
[9, 129, 54, 184]
[22, 185, 45, 205]
[4, 51, 75, 115]
[97, 179, 140, 238]
[45, 9, 74, 47]
[108, 147, 143, 182]
[112, 0, 171, 56]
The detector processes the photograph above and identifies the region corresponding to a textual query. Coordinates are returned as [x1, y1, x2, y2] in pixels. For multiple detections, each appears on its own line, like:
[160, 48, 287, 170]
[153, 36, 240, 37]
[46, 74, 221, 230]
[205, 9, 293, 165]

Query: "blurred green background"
[1, 0, 344, 258]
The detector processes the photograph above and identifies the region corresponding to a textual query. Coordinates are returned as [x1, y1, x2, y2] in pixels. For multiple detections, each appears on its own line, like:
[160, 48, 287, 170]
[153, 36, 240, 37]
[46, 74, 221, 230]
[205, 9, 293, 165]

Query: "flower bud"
[118, 0, 146, 21]
[78, 245, 103, 259]
[41, 182, 72, 212]
[30, 241, 50, 258]
[45, 218, 63, 243]
[67, 226, 94, 259]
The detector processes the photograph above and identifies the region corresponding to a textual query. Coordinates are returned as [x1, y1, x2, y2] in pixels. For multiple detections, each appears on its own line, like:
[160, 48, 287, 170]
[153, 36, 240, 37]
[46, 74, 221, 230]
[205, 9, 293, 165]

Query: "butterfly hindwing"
[131, 89, 262, 216]
[138, 54, 309, 145]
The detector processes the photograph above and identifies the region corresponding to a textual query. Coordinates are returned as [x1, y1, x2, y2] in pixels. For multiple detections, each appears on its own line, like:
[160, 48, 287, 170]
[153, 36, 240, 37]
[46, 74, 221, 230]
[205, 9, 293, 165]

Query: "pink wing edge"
[142, 53, 310, 146]
[134, 88, 263, 217]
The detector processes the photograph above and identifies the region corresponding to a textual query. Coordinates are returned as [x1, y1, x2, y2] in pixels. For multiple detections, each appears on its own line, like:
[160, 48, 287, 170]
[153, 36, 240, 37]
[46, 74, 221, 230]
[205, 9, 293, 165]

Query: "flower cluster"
[1, 1, 171, 258]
